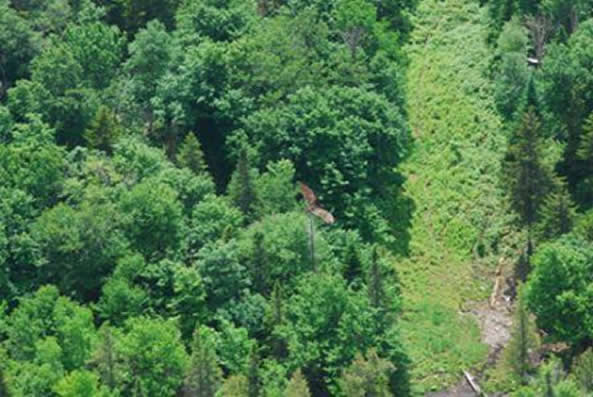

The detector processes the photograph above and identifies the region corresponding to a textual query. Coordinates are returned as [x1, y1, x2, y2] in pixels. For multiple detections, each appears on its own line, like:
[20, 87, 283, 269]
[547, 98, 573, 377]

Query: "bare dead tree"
[340, 27, 367, 60]
[525, 14, 555, 60]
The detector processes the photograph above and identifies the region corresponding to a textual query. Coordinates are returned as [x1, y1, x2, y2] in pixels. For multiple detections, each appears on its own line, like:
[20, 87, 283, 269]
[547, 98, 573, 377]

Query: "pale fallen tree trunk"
[463, 370, 483, 396]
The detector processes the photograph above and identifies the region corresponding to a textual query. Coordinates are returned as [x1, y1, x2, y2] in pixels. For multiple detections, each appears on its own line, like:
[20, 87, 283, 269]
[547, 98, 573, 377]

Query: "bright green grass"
[399, 0, 508, 392]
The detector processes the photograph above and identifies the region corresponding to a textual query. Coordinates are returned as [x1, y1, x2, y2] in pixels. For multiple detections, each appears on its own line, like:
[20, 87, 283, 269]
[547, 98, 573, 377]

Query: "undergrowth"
[398, 0, 511, 392]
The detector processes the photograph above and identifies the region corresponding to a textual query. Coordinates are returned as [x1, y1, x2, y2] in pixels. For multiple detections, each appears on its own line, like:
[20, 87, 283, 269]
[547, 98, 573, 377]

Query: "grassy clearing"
[398, 0, 509, 392]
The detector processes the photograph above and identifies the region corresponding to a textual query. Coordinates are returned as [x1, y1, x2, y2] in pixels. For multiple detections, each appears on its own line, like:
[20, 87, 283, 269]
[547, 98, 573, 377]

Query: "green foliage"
[177, 132, 207, 174]
[540, 20, 593, 194]
[494, 18, 530, 119]
[503, 109, 556, 228]
[84, 106, 123, 153]
[216, 375, 248, 397]
[239, 85, 410, 239]
[526, 235, 593, 347]
[184, 326, 223, 397]
[0, 0, 416, 395]
[504, 286, 540, 384]
[511, 359, 582, 397]
[117, 317, 188, 396]
[535, 182, 576, 241]
[338, 349, 394, 397]
[2, 286, 97, 392]
[228, 147, 257, 219]
[197, 240, 249, 311]
[119, 178, 183, 259]
[0, 116, 66, 207]
[53, 370, 111, 397]
[32, 198, 127, 300]
[247, 344, 261, 397]
[402, 0, 506, 389]
[186, 194, 243, 256]
[124, 20, 173, 111]
[0, 3, 39, 95]
[175, 0, 256, 43]
[238, 212, 331, 294]
[62, 22, 125, 90]
[95, 0, 180, 35]
[284, 369, 311, 397]
[253, 160, 297, 218]
[572, 348, 593, 392]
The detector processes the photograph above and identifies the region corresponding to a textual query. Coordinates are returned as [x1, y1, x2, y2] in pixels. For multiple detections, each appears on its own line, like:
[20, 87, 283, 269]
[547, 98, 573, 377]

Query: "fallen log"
[463, 370, 483, 396]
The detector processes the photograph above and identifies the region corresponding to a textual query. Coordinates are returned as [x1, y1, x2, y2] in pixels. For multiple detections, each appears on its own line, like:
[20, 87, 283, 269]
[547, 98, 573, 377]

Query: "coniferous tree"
[251, 232, 268, 295]
[367, 245, 385, 309]
[505, 285, 539, 384]
[90, 324, 117, 390]
[577, 112, 593, 167]
[247, 345, 261, 397]
[229, 148, 257, 219]
[523, 74, 539, 116]
[536, 182, 576, 241]
[265, 282, 286, 358]
[184, 326, 222, 397]
[284, 369, 311, 397]
[177, 132, 207, 175]
[338, 349, 394, 397]
[83, 106, 122, 154]
[504, 108, 554, 259]
[344, 243, 363, 287]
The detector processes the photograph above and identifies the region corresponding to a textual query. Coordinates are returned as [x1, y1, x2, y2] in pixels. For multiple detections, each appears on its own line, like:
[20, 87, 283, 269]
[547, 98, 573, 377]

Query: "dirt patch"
[471, 303, 512, 352]
[424, 284, 514, 396]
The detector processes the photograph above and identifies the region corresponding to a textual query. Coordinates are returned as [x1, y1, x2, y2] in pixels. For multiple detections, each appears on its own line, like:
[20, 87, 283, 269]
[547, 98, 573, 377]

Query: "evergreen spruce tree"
[83, 106, 122, 154]
[505, 285, 539, 384]
[577, 112, 593, 167]
[91, 324, 117, 389]
[284, 369, 311, 397]
[536, 181, 576, 241]
[339, 349, 394, 397]
[344, 243, 363, 288]
[265, 282, 286, 358]
[504, 108, 554, 264]
[247, 344, 261, 397]
[177, 132, 207, 175]
[229, 148, 257, 219]
[267, 282, 283, 328]
[184, 327, 222, 397]
[251, 232, 268, 295]
[367, 245, 385, 309]
[523, 74, 539, 116]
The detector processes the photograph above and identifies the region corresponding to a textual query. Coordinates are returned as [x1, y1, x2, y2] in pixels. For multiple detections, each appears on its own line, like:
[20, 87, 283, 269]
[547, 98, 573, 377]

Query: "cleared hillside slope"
[398, 0, 510, 392]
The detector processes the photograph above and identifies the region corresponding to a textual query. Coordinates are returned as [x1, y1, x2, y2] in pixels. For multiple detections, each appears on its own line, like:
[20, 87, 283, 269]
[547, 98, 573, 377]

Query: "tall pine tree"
[247, 344, 261, 397]
[177, 132, 207, 175]
[504, 108, 554, 263]
[229, 148, 257, 220]
[504, 285, 539, 384]
[284, 369, 311, 397]
[536, 181, 576, 241]
[367, 245, 385, 310]
[83, 106, 122, 154]
[184, 326, 222, 397]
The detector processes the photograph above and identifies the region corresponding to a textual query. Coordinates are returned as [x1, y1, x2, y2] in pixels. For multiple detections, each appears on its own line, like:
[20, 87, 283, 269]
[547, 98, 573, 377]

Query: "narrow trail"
[397, 0, 514, 393]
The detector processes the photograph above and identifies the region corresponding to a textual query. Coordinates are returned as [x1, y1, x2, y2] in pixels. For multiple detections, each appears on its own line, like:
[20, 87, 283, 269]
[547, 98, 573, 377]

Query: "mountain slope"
[398, 0, 510, 392]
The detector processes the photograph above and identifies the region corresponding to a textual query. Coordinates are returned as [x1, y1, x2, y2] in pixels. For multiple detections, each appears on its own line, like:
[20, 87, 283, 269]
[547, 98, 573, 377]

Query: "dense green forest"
[0, 0, 592, 396]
